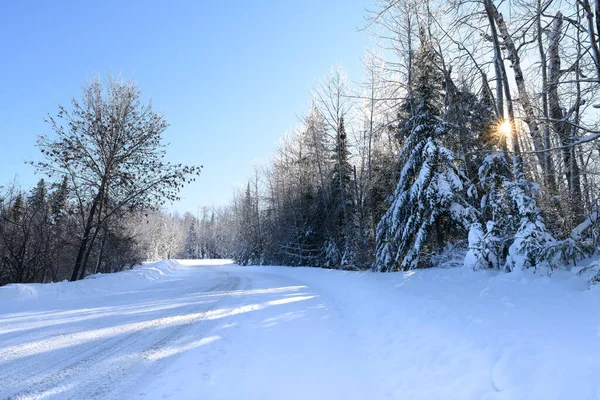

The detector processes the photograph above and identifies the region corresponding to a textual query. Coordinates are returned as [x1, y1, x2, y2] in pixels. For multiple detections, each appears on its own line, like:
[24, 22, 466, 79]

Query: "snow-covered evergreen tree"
[505, 171, 555, 271]
[184, 219, 199, 259]
[328, 117, 358, 269]
[49, 176, 69, 224]
[236, 182, 263, 265]
[375, 34, 471, 272]
[465, 152, 513, 270]
[28, 179, 48, 210]
[9, 192, 25, 222]
[465, 145, 555, 271]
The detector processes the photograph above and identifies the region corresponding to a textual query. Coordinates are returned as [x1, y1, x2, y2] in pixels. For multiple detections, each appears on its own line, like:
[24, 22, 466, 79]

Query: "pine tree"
[466, 154, 556, 271]
[185, 219, 199, 259]
[465, 152, 513, 270]
[28, 179, 48, 210]
[505, 171, 555, 271]
[50, 176, 69, 223]
[237, 183, 262, 265]
[328, 117, 358, 268]
[375, 34, 472, 272]
[9, 192, 24, 222]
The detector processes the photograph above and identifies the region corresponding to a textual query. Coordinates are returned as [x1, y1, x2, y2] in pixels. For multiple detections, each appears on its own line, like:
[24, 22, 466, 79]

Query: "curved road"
[0, 262, 375, 400]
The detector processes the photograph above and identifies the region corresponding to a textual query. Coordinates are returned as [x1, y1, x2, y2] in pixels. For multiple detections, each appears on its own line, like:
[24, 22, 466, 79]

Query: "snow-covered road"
[2, 260, 600, 399]
[0, 261, 376, 399]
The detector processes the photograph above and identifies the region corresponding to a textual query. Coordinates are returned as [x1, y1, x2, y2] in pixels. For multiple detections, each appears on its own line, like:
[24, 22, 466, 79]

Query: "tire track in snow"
[0, 281, 213, 393]
[0, 272, 244, 400]
[111, 274, 253, 400]
[66, 275, 249, 400]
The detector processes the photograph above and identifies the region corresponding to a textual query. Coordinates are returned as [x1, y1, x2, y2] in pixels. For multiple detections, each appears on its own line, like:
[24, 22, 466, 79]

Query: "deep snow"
[1, 260, 599, 399]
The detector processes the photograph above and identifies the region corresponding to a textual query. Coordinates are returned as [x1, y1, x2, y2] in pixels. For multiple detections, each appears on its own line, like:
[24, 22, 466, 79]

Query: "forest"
[3, 0, 600, 285]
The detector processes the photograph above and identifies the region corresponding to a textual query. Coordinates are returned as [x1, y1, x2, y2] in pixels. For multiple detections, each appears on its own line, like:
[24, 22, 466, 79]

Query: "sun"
[497, 120, 512, 137]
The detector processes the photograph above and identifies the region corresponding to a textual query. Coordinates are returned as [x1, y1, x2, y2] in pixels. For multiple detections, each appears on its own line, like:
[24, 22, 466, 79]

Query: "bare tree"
[35, 75, 201, 281]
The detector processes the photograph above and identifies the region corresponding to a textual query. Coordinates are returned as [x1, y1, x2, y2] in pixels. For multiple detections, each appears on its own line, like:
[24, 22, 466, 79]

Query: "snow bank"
[239, 264, 600, 399]
[0, 260, 180, 302]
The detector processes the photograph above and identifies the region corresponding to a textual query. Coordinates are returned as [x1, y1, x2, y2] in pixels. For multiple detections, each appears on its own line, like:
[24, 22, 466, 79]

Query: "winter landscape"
[1, 259, 599, 399]
[3, 0, 600, 398]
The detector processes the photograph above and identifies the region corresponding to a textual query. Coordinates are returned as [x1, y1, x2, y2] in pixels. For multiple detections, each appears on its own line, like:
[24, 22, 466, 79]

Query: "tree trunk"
[537, 0, 559, 198]
[94, 230, 107, 274]
[581, 0, 600, 82]
[483, 0, 510, 162]
[483, 0, 523, 176]
[70, 186, 104, 281]
[487, 1, 548, 180]
[548, 13, 584, 225]
[78, 224, 102, 280]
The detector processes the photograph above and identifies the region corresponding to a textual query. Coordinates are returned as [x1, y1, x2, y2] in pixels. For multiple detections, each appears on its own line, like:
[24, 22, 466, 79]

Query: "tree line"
[0, 76, 200, 285]
[5, 0, 600, 285]
[197, 0, 600, 274]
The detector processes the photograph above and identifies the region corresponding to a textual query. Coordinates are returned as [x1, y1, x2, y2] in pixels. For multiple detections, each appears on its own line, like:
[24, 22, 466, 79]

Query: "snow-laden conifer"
[375, 34, 471, 272]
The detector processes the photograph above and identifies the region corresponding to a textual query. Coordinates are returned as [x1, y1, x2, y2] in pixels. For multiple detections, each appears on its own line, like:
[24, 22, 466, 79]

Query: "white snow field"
[1, 260, 600, 399]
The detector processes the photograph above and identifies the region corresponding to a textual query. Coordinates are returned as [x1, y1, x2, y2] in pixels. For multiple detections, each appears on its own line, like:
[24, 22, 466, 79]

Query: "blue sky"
[0, 0, 371, 214]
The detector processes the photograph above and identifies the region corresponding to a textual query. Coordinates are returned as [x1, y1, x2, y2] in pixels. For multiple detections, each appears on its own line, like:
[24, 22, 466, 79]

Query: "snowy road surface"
[1, 260, 600, 399]
[0, 261, 376, 399]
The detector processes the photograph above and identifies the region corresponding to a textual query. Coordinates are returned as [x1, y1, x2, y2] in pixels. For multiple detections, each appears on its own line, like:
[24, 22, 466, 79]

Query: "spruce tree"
[9, 192, 24, 222]
[465, 152, 513, 270]
[28, 179, 48, 210]
[50, 176, 69, 223]
[328, 117, 358, 268]
[375, 34, 471, 272]
[466, 153, 556, 271]
[237, 183, 262, 265]
[185, 219, 199, 259]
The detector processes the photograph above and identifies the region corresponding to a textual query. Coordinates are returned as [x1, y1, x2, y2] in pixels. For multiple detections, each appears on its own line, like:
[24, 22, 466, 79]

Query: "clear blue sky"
[0, 0, 371, 214]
